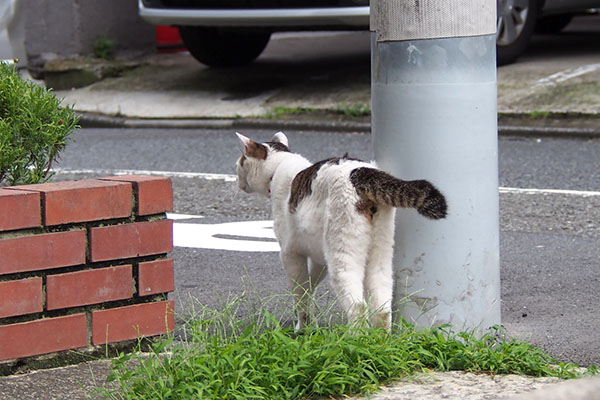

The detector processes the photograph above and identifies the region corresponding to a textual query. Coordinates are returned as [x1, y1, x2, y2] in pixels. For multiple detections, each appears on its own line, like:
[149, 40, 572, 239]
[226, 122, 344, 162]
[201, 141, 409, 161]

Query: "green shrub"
[0, 62, 79, 186]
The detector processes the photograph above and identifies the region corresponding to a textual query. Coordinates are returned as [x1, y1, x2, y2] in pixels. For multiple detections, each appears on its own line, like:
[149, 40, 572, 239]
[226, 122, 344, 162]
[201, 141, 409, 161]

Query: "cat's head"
[235, 132, 290, 196]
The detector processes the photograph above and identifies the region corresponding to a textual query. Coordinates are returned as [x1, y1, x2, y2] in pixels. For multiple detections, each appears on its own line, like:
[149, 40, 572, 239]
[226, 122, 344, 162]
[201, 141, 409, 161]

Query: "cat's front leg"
[280, 252, 311, 330]
[308, 258, 327, 290]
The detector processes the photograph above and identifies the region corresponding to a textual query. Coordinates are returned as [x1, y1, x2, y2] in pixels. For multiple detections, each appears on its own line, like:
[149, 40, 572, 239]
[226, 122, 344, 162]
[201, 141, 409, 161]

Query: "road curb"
[78, 113, 600, 139]
[499, 125, 600, 139]
[77, 113, 235, 130]
[77, 113, 372, 133]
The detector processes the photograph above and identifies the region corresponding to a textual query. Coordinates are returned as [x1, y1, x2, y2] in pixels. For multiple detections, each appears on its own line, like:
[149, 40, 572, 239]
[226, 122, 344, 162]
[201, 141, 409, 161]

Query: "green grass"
[335, 103, 371, 118]
[263, 103, 371, 120]
[95, 301, 598, 400]
[528, 110, 552, 119]
[263, 106, 317, 119]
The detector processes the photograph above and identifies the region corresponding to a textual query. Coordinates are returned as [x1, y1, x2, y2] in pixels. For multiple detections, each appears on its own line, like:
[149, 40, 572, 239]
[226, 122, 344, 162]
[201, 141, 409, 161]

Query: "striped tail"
[350, 167, 447, 219]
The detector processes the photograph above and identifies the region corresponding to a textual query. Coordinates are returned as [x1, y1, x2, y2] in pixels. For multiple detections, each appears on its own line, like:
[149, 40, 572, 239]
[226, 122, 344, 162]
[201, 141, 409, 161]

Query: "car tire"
[535, 14, 574, 34]
[179, 27, 271, 68]
[496, 0, 539, 66]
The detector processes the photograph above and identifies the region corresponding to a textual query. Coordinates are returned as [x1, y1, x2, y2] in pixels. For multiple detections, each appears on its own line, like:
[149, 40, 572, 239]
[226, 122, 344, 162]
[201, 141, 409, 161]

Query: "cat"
[235, 131, 447, 331]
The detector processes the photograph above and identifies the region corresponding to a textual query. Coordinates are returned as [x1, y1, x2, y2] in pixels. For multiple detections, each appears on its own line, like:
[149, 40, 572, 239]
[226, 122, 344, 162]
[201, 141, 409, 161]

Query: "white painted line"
[167, 213, 204, 220]
[499, 187, 600, 197]
[535, 63, 600, 87]
[173, 220, 279, 252]
[54, 167, 600, 197]
[52, 168, 237, 182]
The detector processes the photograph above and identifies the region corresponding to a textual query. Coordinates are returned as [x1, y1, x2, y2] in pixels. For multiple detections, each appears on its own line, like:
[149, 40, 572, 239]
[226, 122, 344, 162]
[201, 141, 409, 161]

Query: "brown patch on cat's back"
[289, 155, 365, 214]
[289, 157, 343, 213]
[289, 160, 325, 213]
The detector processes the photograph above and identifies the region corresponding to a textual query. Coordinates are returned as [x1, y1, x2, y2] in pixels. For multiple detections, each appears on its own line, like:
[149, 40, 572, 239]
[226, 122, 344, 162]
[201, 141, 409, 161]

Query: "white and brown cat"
[235, 132, 447, 331]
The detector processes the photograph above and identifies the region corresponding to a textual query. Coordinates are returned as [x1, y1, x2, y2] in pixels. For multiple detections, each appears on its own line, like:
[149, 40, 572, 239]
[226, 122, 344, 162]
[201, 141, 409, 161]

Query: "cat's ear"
[235, 132, 251, 150]
[235, 132, 268, 160]
[271, 132, 288, 147]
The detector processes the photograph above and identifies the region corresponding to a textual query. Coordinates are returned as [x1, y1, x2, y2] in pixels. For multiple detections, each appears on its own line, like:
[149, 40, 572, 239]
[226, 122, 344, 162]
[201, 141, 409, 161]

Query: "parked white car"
[139, 0, 599, 67]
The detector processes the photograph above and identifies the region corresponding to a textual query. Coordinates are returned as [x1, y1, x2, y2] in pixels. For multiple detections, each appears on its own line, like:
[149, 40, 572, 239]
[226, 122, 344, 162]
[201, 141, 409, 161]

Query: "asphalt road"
[52, 127, 600, 366]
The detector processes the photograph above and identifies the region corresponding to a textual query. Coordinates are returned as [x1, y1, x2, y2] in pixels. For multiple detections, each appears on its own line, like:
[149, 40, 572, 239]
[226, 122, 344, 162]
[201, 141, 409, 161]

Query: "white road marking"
[499, 187, 600, 197]
[167, 213, 204, 220]
[54, 167, 600, 197]
[535, 63, 600, 87]
[169, 187, 600, 253]
[52, 168, 237, 182]
[52, 168, 600, 252]
[173, 219, 279, 252]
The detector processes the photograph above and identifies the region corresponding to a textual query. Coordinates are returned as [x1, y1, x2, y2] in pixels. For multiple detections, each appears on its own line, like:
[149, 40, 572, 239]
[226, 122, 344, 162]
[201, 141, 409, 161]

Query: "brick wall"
[0, 175, 175, 362]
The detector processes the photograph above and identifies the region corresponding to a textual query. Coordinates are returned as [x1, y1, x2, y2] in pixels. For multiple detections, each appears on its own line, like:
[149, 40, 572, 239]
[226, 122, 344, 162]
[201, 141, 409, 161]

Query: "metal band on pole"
[371, 0, 501, 331]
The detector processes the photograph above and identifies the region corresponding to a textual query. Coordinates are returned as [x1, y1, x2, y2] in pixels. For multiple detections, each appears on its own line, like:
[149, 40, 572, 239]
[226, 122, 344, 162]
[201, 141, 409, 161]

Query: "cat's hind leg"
[280, 252, 311, 330]
[364, 207, 396, 331]
[325, 218, 372, 327]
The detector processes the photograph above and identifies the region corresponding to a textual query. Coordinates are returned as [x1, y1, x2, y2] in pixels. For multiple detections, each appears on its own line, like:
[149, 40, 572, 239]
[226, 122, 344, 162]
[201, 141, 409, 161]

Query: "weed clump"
[94, 33, 117, 60]
[96, 300, 597, 400]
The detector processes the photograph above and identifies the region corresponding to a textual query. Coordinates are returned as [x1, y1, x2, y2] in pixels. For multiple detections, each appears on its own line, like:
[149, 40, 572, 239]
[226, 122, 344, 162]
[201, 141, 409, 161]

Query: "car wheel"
[535, 14, 574, 34]
[179, 27, 271, 68]
[496, 0, 539, 66]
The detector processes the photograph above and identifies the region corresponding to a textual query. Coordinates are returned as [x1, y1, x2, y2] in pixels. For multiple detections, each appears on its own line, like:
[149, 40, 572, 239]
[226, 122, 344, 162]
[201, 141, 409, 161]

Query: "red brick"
[0, 277, 43, 318]
[138, 259, 175, 296]
[90, 219, 173, 262]
[46, 265, 133, 310]
[100, 175, 173, 215]
[0, 314, 88, 361]
[12, 179, 132, 226]
[0, 189, 41, 231]
[92, 300, 175, 345]
[0, 230, 86, 275]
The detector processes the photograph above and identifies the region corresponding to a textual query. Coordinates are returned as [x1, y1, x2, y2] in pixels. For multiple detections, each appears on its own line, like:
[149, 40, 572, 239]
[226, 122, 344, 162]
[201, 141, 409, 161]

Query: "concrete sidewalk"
[48, 29, 600, 138]
[2, 25, 600, 400]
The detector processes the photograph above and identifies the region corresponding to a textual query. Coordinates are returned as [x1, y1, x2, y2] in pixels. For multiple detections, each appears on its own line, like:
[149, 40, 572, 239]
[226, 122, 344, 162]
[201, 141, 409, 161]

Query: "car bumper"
[139, 0, 370, 28]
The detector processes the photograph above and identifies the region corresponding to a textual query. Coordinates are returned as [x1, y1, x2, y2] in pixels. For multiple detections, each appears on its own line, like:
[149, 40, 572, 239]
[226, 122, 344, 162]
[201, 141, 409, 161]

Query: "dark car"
[497, 0, 599, 64]
[139, 0, 599, 67]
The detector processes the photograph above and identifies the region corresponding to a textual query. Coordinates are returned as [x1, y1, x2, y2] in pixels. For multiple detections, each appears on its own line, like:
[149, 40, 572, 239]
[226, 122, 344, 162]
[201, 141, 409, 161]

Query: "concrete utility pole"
[371, 0, 500, 331]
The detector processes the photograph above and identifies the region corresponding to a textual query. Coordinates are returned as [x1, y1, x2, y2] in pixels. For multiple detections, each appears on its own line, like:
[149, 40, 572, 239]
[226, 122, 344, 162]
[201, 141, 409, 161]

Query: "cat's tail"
[350, 167, 447, 219]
